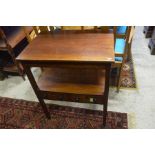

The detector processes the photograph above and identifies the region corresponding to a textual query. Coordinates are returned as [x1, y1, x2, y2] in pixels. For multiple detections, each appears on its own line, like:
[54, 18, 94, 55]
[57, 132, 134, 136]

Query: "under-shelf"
[3, 64, 18, 73]
[37, 67, 106, 95]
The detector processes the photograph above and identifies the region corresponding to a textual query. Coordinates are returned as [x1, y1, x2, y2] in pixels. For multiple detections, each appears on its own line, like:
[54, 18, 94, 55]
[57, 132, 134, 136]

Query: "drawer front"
[42, 91, 105, 105]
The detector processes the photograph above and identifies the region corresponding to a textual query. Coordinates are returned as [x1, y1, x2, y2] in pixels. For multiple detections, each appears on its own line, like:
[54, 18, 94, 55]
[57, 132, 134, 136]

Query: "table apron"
[20, 61, 112, 69]
[41, 91, 106, 105]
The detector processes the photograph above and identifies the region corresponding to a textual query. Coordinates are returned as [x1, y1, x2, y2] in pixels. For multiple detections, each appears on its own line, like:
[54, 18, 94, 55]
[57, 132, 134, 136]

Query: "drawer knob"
[90, 98, 96, 103]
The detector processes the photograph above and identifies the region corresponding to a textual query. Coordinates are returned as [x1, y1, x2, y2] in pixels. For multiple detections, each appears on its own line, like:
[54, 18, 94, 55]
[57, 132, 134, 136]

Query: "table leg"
[23, 65, 51, 119]
[103, 64, 111, 128]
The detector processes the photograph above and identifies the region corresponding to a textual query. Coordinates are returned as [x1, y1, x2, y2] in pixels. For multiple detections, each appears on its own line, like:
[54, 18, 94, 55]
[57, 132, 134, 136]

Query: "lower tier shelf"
[3, 64, 19, 73]
[37, 67, 106, 96]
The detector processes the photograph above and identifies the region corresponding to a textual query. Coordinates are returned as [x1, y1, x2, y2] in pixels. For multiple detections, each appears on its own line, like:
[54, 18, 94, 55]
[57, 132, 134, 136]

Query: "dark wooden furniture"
[143, 26, 154, 38]
[148, 27, 155, 55]
[0, 26, 33, 79]
[17, 33, 114, 127]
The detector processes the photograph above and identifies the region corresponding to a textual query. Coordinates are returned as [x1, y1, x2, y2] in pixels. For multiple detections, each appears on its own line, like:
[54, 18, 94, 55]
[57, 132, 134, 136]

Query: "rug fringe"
[128, 112, 136, 129]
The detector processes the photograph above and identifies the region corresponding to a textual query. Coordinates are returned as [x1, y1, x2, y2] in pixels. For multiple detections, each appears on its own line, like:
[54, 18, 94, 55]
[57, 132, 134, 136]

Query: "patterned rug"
[110, 50, 136, 88]
[0, 97, 128, 129]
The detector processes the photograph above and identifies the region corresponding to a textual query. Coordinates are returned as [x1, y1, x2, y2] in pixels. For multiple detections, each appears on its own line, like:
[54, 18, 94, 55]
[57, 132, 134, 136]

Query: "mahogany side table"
[17, 33, 114, 127]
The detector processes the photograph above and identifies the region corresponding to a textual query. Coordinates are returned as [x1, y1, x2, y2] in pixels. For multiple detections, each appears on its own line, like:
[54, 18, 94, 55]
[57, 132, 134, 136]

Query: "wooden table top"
[17, 33, 115, 63]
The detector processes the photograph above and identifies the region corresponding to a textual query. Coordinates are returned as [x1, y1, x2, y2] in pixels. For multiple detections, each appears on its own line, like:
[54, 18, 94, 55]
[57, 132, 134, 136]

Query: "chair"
[0, 26, 33, 80]
[60, 26, 97, 33]
[23, 26, 55, 41]
[112, 26, 135, 92]
[24, 26, 109, 41]
[61, 26, 83, 30]
[117, 26, 127, 34]
[33, 26, 54, 34]
[61, 26, 110, 33]
[25, 26, 110, 37]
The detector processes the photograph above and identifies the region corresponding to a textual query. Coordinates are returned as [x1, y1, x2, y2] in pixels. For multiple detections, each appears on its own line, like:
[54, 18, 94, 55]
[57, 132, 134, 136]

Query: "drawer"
[42, 91, 104, 105]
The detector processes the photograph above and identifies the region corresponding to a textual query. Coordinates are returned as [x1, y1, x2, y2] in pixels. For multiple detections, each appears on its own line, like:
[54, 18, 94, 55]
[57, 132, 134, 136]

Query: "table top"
[17, 33, 115, 63]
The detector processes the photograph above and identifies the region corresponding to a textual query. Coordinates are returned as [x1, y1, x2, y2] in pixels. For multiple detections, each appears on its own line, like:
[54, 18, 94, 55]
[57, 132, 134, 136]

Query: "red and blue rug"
[0, 97, 128, 129]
